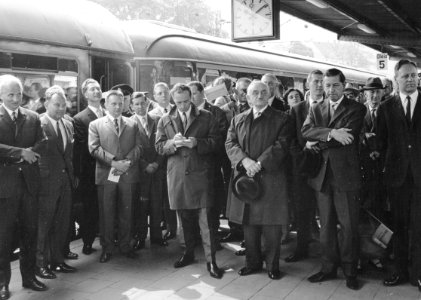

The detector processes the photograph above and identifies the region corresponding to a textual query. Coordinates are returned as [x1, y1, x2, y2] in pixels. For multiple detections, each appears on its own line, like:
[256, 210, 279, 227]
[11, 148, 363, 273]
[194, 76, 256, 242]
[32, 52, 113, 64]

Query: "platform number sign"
[377, 53, 388, 71]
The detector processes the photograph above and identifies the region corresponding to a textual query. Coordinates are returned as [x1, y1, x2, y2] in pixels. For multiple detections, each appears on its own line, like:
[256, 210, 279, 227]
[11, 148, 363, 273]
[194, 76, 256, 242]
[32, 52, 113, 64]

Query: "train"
[0, 0, 384, 112]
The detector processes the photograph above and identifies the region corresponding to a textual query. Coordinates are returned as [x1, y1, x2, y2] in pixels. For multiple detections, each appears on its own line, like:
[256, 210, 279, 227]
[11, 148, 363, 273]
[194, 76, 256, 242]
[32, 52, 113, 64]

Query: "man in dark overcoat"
[225, 80, 292, 280]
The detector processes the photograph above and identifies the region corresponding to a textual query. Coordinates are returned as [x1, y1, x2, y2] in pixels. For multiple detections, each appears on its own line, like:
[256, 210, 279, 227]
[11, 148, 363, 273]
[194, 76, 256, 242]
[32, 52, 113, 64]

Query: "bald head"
[247, 80, 270, 110]
[261, 73, 278, 97]
[0, 75, 23, 111]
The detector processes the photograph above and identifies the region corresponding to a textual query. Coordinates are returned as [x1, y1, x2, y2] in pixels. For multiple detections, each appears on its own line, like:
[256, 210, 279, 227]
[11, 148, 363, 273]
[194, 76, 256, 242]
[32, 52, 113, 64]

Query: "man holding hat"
[111, 84, 134, 117]
[225, 80, 292, 280]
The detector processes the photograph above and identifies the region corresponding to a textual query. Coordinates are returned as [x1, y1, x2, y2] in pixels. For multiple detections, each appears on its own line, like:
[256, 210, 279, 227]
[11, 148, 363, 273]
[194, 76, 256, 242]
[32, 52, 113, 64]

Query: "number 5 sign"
[377, 53, 388, 70]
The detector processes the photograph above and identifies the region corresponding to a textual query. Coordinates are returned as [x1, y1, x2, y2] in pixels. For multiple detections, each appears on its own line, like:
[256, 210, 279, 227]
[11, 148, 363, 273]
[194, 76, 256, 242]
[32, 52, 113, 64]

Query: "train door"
[91, 56, 132, 93]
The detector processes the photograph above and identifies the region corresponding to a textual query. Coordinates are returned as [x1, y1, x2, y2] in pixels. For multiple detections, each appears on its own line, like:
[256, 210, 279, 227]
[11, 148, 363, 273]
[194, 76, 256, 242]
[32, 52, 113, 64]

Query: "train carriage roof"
[0, 0, 133, 55]
[123, 20, 381, 83]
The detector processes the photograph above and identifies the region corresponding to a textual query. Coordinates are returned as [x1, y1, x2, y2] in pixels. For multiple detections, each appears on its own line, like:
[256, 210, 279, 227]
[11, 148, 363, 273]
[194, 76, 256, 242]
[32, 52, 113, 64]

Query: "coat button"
[408, 145, 412, 149]
[185, 171, 189, 175]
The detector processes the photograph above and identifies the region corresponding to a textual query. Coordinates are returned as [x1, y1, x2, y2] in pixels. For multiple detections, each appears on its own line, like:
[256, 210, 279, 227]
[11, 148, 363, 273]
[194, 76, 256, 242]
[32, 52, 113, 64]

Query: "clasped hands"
[111, 159, 131, 176]
[242, 157, 261, 177]
[21, 148, 40, 164]
[173, 132, 197, 149]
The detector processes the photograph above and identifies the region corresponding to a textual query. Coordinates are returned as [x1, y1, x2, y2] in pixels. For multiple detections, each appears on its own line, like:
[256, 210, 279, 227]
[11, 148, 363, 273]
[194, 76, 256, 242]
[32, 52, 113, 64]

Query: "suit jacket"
[225, 106, 292, 225]
[88, 115, 142, 185]
[302, 97, 366, 192]
[203, 101, 229, 154]
[0, 106, 46, 197]
[376, 93, 421, 188]
[271, 96, 287, 112]
[155, 104, 221, 210]
[73, 107, 99, 184]
[39, 115, 75, 191]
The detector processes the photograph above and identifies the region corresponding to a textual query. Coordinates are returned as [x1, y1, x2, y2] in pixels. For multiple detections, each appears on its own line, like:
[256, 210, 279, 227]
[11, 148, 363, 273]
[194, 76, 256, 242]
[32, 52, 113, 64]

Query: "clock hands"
[255, 3, 269, 14]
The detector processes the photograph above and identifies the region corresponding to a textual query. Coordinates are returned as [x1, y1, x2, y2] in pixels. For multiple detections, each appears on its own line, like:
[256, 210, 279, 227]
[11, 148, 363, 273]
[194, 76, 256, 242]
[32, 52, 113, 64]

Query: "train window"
[13, 54, 57, 71]
[58, 59, 78, 73]
[0, 53, 12, 68]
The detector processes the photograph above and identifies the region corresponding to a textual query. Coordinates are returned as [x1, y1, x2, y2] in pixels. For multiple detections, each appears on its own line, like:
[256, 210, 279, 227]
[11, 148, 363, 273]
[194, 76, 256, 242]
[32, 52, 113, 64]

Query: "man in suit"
[148, 82, 177, 240]
[187, 81, 229, 240]
[130, 92, 168, 248]
[89, 90, 142, 263]
[262, 73, 287, 112]
[0, 74, 48, 300]
[377, 59, 421, 290]
[286, 70, 324, 263]
[302, 68, 366, 290]
[35, 86, 77, 279]
[155, 83, 223, 279]
[226, 80, 292, 280]
[111, 84, 134, 118]
[220, 77, 251, 124]
[73, 78, 105, 255]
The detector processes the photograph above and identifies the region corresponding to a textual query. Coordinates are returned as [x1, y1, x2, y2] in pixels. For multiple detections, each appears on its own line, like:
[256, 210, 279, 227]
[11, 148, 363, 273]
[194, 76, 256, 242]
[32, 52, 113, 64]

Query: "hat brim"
[232, 173, 263, 203]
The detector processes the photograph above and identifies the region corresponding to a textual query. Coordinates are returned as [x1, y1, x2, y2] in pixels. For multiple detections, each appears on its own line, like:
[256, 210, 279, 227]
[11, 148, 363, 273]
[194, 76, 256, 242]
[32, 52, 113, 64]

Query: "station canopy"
[279, 0, 421, 64]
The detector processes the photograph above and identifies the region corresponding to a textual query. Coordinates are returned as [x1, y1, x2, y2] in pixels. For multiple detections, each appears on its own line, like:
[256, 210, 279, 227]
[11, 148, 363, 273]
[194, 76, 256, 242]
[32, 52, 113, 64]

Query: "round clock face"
[233, 0, 273, 39]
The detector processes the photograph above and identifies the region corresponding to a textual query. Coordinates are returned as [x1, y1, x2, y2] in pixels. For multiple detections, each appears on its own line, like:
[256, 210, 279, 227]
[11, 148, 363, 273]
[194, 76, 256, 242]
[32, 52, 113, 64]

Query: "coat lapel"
[105, 117, 119, 136]
[320, 99, 329, 127]
[146, 115, 155, 138]
[329, 98, 347, 127]
[410, 93, 421, 128]
[391, 96, 408, 129]
[120, 117, 127, 136]
[184, 105, 198, 135]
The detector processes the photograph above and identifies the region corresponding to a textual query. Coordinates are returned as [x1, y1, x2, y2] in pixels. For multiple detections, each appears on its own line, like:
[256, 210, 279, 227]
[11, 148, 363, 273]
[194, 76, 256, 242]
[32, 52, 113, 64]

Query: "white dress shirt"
[400, 91, 418, 119]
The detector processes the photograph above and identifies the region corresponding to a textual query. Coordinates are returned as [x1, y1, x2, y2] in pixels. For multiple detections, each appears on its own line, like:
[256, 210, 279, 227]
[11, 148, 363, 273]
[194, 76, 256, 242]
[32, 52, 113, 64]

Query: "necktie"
[406, 96, 411, 125]
[164, 108, 168, 113]
[371, 108, 377, 121]
[11, 111, 17, 121]
[182, 112, 188, 131]
[114, 118, 119, 134]
[142, 117, 149, 136]
[56, 121, 65, 151]
[254, 111, 261, 119]
[11, 111, 17, 137]
[97, 108, 103, 118]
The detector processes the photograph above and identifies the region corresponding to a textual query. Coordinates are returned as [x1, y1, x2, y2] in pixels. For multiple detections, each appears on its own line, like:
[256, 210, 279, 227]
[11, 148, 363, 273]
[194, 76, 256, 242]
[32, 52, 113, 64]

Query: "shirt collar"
[107, 114, 121, 123]
[399, 90, 418, 103]
[88, 105, 103, 117]
[3, 106, 19, 119]
[309, 95, 323, 104]
[330, 96, 344, 107]
[136, 113, 148, 122]
[45, 114, 62, 131]
[253, 105, 268, 118]
[159, 105, 172, 114]
[178, 105, 192, 119]
[197, 100, 206, 110]
[268, 96, 275, 106]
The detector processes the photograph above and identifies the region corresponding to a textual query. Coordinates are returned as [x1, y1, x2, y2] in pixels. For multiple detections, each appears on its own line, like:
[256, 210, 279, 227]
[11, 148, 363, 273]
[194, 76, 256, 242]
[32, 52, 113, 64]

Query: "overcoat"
[225, 106, 292, 225]
[155, 104, 221, 210]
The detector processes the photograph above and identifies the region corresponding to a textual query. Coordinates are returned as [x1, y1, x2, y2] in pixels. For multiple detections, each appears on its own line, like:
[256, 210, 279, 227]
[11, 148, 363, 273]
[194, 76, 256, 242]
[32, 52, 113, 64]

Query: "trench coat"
[225, 106, 292, 225]
[155, 104, 221, 210]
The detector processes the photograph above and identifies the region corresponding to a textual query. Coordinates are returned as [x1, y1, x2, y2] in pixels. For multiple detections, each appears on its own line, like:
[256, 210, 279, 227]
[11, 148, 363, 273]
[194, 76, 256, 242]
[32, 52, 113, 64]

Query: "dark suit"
[376, 92, 421, 278]
[131, 114, 166, 241]
[89, 115, 142, 253]
[302, 97, 366, 277]
[156, 105, 221, 262]
[73, 107, 101, 248]
[226, 106, 292, 271]
[36, 115, 74, 267]
[0, 106, 45, 287]
[271, 96, 287, 112]
[289, 100, 318, 254]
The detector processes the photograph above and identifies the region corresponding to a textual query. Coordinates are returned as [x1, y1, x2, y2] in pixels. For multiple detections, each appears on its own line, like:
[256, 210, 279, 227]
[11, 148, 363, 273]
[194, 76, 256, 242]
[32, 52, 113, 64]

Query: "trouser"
[389, 170, 421, 279]
[179, 208, 216, 262]
[98, 183, 138, 253]
[0, 175, 38, 287]
[243, 224, 282, 272]
[78, 180, 98, 247]
[36, 172, 72, 267]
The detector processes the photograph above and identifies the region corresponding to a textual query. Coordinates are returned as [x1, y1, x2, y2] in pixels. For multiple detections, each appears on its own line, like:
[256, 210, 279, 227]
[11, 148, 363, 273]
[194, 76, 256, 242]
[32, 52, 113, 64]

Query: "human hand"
[369, 151, 380, 160]
[330, 128, 354, 145]
[145, 163, 157, 174]
[112, 159, 131, 173]
[183, 137, 197, 149]
[21, 148, 40, 164]
[242, 157, 261, 177]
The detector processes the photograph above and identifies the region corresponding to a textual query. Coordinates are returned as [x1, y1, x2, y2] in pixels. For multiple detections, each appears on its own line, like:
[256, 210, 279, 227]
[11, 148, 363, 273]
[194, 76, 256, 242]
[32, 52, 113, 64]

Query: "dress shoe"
[174, 254, 195, 268]
[22, 277, 48, 291]
[82, 244, 96, 255]
[238, 266, 262, 276]
[124, 251, 138, 259]
[240, 240, 245, 248]
[163, 231, 176, 241]
[65, 251, 79, 260]
[383, 273, 408, 286]
[268, 269, 283, 280]
[207, 262, 223, 279]
[35, 267, 56, 279]
[346, 276, 360, 290]
[220, 232, 242, 243]
[52, 262, 77, 273]
[150, 238, 168, 246]
[284, 252, 308, 263]
[0, 286, 10, 300]
[99, 252, 112, 263]
[308, 271, 337, 283]
[235, 249, 246, 256]
[133, 239, 145, 251]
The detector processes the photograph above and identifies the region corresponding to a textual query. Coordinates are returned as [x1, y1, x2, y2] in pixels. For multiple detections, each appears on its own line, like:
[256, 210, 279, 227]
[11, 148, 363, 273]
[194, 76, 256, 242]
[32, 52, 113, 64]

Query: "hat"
[344, 83, 359, 95]
[232, 172, 263, 203]
[361, 77, 385, 91]
[110, 84, 134, 96]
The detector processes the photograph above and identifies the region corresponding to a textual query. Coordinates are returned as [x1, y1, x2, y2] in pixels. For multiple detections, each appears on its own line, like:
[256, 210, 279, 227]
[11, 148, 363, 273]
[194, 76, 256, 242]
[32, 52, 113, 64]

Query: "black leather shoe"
[125, 251, 138, 259]
[163, 231, 176, 241]
[133, 239, 145, 251]
[238, 266, 262, 276]
[383, 273, 408, 286]
[174, 254, 195, 268]
[308, 271, 337, 283]
[207, 262, 223, 279]
[0, 286, 10, 300]
[220, 233, 242, 243]
[284, 252, 308, 263]
[99, 252, 112, 263]
[65, 251, 79, 260]
[346, 276, 360, 290]
[235, 249, 246, 256]
[82, 244, 96, 255]
[35, 267, 56, 279]
[22, 278, 48, 291]
[268, 270, 283, 280]
[150, 238, 168, 246]
[52, 262, 77, 273]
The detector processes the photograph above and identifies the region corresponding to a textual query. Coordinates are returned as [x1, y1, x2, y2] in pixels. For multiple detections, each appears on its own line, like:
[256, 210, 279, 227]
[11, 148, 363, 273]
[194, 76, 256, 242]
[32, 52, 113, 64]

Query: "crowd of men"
[0, 58, 420, 299]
